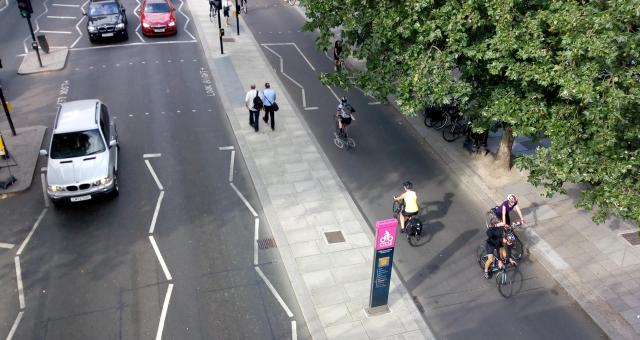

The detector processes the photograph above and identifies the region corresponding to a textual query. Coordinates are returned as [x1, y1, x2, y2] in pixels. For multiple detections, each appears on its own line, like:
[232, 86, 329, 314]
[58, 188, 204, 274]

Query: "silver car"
[41, 100, 119, 206]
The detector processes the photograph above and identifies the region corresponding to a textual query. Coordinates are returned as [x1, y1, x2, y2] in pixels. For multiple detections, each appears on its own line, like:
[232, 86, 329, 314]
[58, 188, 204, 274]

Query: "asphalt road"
[0, 1, 309, 339]
[241, 1, 607, 339]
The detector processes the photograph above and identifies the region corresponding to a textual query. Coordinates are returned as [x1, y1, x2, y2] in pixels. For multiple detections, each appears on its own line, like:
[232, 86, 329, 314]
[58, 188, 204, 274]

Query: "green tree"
[303, 0, 640, 224]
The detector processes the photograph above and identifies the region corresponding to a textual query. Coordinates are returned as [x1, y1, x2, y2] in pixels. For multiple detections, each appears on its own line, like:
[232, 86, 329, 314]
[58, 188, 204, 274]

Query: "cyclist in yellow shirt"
[393, 181, 419, 232]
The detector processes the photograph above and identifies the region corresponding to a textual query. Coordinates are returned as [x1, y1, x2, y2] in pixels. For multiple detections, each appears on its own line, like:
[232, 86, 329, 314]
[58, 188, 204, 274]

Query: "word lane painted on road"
[200, 68, 216, 97]
[57, 80, 70, 105]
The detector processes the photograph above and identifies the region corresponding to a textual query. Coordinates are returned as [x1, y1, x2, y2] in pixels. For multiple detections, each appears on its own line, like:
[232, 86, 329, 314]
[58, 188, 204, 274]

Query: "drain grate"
[621, 232, 640, 246]
[324, 231, 345, 244]
[222, 38, 236, 42]
[257, 238, 277, 249]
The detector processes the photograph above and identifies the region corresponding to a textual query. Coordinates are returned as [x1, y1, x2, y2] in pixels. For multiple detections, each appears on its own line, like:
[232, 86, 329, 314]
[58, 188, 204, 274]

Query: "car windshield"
[144, 3, 170, 13]
[50, 129, 106, 159]
[89, 2, 119, 16]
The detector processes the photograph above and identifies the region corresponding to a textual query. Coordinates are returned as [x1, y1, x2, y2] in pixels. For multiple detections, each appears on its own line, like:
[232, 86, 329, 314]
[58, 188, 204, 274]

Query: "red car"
[140, 0, 177, 36]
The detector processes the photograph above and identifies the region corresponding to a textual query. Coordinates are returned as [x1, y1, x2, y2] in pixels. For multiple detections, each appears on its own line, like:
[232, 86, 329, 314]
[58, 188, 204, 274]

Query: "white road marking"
[367, 101, 381, 105]
[0, 0, 9, 11]
[228, 150, 235, 182]
[17, 209, 47, 256]
[6, 311, 24, 340]
[261, 42, 315, 71]
[325, 85, 339, 101]
[230, 183, 258, 217]
[218, 146, 234, 150]
[254, 218, 259, 266]
[155, 283, 174, 340]
[143, 153, 162, 158]
[304, 107, 318, 111]
[15, 257, 25, 309]
[0, 242, 15, 249]
[291, 320, 297, 340]
[261, 45, 313, 109]
[52, 3, 81, 7]
[145, 160, 164, 191]
[176, 0, 196, 40]
[39, 30, 73, 34]
[40, 173, 49, 208]
[255, 267, 294, 318]
[70, 40, 197, 51]
[149, 236, 172, 281]
[22, 0, 50, 53]
[41, 167, 47, 172]
[47, 16, 77, 19]
[149, 191, 165, 234]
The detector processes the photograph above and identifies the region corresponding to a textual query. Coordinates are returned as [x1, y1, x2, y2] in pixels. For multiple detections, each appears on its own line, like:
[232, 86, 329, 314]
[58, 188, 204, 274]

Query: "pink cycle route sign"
[375, 219, 398, 251]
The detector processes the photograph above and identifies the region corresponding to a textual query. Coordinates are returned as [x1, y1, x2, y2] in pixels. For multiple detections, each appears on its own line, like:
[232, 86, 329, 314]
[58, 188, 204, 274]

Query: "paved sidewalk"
[188, 1, 434, 339]
[0, 126, 46, 194]
[404, 116, 640, 339]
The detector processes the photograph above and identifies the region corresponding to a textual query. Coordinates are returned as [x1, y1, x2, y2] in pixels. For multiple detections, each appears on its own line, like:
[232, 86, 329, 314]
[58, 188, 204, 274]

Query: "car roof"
[146, 0, 168, 4]
[54, 100, 100, 133]
[90, 0, 119, 4]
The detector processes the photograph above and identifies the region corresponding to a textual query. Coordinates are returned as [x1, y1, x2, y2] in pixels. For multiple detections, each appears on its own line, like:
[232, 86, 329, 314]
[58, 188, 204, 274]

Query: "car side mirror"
[109, 140, 117, 148]
[39, 150, 48, 156]
[122, 8, 126, 13]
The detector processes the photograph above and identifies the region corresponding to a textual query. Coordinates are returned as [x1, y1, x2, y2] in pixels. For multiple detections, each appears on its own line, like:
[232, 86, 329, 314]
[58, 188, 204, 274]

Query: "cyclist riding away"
[483, 223, 518, 279]
[333, 39, 343, 71]
[336, 97, 355, 137]
[493, 194, 525, 228]
[393, 181, 419, 233]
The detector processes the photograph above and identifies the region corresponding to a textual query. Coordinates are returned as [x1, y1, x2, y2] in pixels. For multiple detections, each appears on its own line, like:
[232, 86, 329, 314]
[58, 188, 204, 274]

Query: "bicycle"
[485, 211, 525, 260]
[424, 105, 458, 130]
[442, 114, 469, 142]
[333, 127, 356, 150]
[287, 0, 298, 5]
[335, 57, 345, 72]
[476, 246, 518, 298]
[209, 3, 218, 22]
[392, 199, 423, 246]
[240, 0, 247, 13]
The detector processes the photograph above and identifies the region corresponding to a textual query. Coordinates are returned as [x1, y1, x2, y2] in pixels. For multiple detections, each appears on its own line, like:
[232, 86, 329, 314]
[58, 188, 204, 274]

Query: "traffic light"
[17, 0, 33, 18]
[211, 0, 221, 10]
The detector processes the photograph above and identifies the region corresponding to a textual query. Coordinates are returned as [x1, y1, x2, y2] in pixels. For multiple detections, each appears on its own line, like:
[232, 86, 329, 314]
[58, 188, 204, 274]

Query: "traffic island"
[0, 126, 46, 194]
[18, 48, 68, 75]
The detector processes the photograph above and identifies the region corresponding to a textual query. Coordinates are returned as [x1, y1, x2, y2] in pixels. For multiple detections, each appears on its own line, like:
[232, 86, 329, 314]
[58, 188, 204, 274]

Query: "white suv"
[41, 100, 119, 205]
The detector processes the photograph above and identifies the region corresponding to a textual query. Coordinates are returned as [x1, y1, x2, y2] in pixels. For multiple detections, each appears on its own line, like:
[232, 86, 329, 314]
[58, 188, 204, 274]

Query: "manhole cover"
[257, 238, 277, 249]
[324, 231, 345, 244]
[621, 232, 640, 246]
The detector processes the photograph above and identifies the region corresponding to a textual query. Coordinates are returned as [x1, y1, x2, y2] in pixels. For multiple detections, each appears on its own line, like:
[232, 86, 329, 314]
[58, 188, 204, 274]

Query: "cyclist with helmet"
[336, 97, 356, 137]
[483, 225, 518, 279]
[393, 181, 419, 233]
[493, 194, 525, 228]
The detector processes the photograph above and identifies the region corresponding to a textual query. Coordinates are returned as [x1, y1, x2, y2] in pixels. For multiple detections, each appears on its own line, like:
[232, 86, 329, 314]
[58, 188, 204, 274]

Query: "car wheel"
[111, 171, 119, 198]
[51, 199, 64, 209]
[123, 31, 129, 41]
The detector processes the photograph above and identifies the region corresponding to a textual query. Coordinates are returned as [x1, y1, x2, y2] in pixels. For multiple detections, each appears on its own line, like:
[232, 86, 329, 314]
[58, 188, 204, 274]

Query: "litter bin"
[37, 34, 49, 54]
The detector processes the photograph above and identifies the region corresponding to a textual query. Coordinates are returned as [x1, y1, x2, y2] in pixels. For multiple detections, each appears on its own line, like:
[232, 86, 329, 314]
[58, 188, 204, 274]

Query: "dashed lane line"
[52, 3, 80, 6]
[143, 153, 162, 158]
[253, 218, 259, 266]
[149, 191, 165, 234]
[14, 257, 25, 309]
[155, 283, 174, 340]
[255, 267, 294, 318]
[291, 320, 297, 340]
[149, 235, 172, 281]
[145, 160, 164, 191]
[6, 311, 24, 340]
[16, 208, 48, 256]
[39, 30, 73, 34]
[0, 243, 15, 249]
[229, 183, 258, 217]
[228, 150, 235, 182]
[218, 146, 234, 150]
[47, 16, 77, 19]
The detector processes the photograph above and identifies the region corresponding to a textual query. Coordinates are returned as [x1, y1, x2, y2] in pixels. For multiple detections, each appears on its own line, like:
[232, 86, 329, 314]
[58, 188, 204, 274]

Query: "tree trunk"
[496, 126, 514, 169]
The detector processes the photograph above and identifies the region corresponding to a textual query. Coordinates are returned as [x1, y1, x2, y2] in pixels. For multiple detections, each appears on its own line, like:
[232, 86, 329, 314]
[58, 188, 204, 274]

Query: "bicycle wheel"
[511, 236, 524, 260]
[485, 210, 496, 229]
[442, 123, 461, 142]
[333, 136, 345, 149]
[477, 245, 488, 269]
[432, 114, 449, 130]
[346, 137, 356, 150]
[496, 268, 514, 298]
[392, 201, 402, 218]
[242, 1, 247, 13]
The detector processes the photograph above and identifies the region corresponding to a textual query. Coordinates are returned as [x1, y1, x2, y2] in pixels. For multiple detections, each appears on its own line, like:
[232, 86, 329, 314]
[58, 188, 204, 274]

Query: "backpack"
[253, 91, 263, 110]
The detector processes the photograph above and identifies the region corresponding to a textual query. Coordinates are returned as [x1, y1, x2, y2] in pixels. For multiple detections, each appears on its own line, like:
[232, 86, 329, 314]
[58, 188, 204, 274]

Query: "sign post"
[367, 218, 398, 315]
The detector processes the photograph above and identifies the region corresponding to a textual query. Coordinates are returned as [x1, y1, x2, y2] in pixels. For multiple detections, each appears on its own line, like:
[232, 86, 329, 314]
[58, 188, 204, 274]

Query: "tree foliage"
[303, 0, 640, 224]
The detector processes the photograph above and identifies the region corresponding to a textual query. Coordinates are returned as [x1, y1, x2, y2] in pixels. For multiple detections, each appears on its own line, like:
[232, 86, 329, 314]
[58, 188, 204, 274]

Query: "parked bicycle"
[442, 114, 470, 142]
[485, 211, 525, 260]
[476, 246, 519, 298]
[423, 105, 458, 130]
[392, 199, 423, 246]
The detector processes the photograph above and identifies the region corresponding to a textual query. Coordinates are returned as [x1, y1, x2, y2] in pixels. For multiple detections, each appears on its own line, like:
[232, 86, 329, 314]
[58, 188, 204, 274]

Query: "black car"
[84, 0, 128, 42]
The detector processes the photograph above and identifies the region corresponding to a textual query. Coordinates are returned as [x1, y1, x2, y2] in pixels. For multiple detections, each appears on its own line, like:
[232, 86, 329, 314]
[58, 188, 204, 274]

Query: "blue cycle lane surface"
[240, 1, 606, 339]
